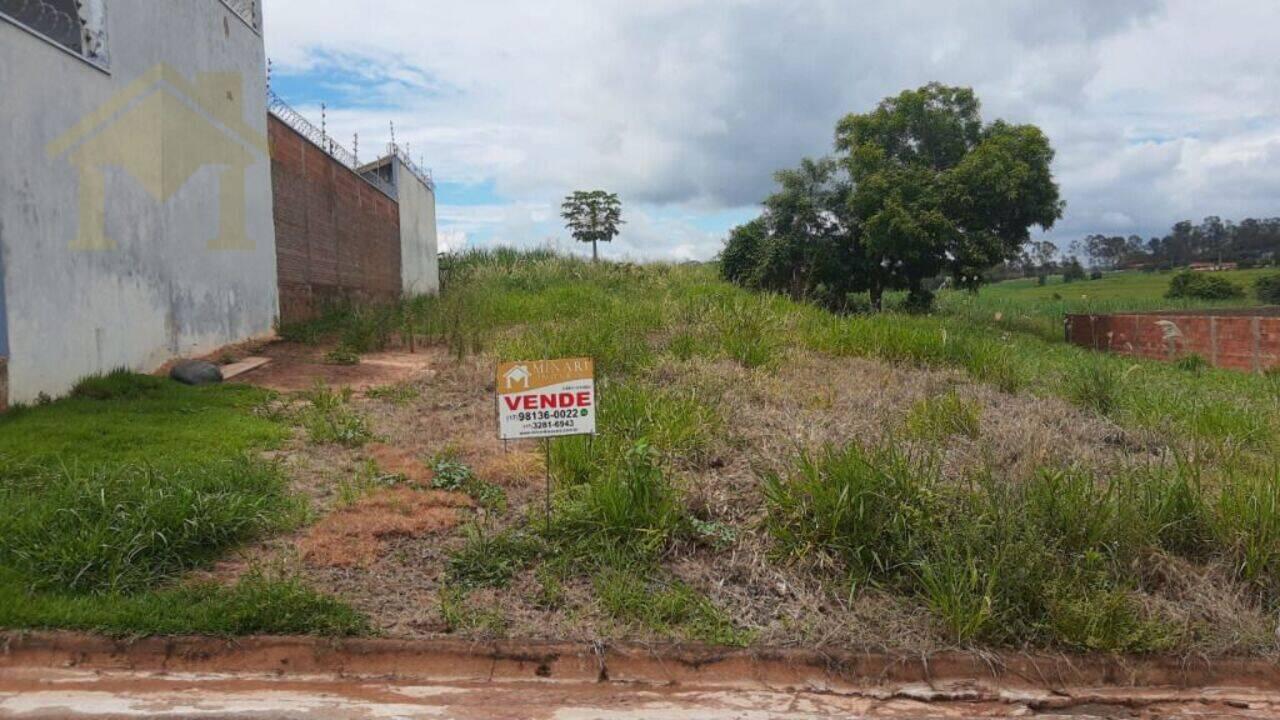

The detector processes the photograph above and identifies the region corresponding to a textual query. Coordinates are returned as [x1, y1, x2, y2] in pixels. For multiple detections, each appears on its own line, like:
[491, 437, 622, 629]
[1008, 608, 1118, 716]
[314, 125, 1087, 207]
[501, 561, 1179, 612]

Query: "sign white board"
[496, 358, 596, 440]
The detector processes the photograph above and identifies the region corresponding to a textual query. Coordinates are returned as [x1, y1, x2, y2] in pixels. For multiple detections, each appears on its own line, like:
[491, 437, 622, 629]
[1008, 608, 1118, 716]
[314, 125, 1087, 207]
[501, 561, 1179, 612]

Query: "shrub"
[1062, 259, 1086, 283]
[1254, 274, 1280, 304]
[1089, 269, 1104, 281]
[1165, 271, 1244, 300]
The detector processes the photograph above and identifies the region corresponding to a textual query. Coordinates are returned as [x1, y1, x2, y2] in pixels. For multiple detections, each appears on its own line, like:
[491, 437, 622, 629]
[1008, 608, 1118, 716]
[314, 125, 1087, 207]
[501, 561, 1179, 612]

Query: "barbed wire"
[217, 0, 258, 30]
[266, 87, 399, 199]
[1, 0, 83, 54]
[388, 144, 435, 192]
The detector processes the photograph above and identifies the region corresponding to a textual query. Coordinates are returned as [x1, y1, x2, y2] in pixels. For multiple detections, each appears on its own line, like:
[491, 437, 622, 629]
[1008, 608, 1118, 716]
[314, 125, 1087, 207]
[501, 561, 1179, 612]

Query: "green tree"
[836, 83, 1063, 308]
[720, 217, 768, 286]
[1062, 256, 1086, 283]
[1022, 239, 1058, 284]
[561, 190, 623, 261]
[720, 158, 867, 310]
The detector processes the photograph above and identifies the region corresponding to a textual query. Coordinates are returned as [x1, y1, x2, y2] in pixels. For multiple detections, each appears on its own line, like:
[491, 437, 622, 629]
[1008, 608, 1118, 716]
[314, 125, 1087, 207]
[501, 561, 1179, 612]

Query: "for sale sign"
[496, 358, 596, 440]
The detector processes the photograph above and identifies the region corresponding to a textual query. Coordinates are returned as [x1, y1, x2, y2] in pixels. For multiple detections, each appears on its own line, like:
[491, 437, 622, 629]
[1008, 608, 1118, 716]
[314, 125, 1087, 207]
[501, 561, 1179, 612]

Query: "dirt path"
[2, 633, 1279, 718]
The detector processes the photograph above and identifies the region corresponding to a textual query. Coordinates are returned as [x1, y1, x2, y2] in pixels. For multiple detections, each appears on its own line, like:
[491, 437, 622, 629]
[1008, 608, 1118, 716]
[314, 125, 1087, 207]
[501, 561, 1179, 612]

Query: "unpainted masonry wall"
[268, 115, 402, 323]
[1066, 312, 1280, 373]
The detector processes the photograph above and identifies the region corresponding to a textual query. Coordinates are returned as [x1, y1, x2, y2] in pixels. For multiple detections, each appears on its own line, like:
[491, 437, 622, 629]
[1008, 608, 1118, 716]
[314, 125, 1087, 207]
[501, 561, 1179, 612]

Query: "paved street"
[2, 666, 1278, 719]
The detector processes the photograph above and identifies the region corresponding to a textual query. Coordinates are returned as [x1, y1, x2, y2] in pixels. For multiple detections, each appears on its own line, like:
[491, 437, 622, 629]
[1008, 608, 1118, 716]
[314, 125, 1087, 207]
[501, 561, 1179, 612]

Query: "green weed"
[905, 390, 981, 441]
[438, 586, 508, 636]
[595, 569, 751, 646]
[323, 346, 360, 366]
[1065, 359, 1125, 415]
[431, 453, 507, 512]
[446, 524, 541, 589]
[548, 440, 684, 563]
[298, 384, 372, 447]
[366, 382, 419, 405]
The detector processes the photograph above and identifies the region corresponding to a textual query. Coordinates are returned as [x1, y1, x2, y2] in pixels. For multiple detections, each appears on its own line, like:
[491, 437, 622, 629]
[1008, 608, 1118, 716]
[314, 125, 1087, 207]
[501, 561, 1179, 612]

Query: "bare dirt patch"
[232, 342, 436, 393]
[299, 488, 473, 569]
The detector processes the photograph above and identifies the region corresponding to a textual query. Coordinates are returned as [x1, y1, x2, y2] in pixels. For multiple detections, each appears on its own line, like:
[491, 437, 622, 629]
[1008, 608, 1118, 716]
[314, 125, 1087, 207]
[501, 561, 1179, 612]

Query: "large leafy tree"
[723, 83, 1062, 311]
[561, 190, 624, 261]
[837, 83, 1063, 307]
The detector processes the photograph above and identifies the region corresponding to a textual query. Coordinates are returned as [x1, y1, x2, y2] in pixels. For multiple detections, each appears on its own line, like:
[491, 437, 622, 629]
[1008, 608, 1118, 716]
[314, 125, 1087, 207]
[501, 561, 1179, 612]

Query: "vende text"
[503, 392, 593, 411]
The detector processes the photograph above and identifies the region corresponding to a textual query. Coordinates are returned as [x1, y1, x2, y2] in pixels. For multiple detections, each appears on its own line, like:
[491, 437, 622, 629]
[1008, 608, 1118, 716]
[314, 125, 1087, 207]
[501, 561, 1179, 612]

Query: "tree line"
[721, 83, 1062, 311]
[1072, 217, 1280, 271]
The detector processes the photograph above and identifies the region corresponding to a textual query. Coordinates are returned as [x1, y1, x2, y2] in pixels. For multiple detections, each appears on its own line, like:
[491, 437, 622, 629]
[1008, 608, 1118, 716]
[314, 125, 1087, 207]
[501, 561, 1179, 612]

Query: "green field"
[936, 268, 1278, 341]
[2, 253, 1279, 653]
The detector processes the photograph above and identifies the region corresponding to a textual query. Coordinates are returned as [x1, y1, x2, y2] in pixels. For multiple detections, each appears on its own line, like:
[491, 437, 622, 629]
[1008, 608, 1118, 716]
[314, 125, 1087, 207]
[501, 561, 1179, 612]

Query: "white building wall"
[0, 0, 278, 403]
[393, 158, 440, 295]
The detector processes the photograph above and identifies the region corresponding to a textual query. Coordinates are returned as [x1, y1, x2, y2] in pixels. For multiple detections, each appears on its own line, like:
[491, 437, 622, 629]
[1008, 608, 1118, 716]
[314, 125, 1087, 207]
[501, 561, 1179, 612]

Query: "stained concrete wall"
[0, 0, 277, 403]
[393, 159, 440, 295]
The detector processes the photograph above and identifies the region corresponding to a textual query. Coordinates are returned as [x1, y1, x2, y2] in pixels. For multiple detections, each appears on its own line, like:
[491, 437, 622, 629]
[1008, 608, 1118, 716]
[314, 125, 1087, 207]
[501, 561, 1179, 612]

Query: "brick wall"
[268, 115, 402, 324]
[1066, 312, 1280, 373]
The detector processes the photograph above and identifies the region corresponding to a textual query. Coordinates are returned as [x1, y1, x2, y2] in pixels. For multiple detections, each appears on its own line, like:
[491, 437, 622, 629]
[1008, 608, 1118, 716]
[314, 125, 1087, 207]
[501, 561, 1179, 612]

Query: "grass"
[935, 267, 1275, 342]
[0, 458, 299, 594]
[547, 440, 685, 564]
[0, 372, 365, 636]
[595, 569, 752, 646]
[0, 371, 286, 469]
[295, 384, 373, 447]
[762, 442, 1277, 651]
[384, 250, 1275, 651]
[10, 249, 1280, 652]
[904, 390, 981, 440]
[0, 568, 369, 636]
[447, 524, 541, 589]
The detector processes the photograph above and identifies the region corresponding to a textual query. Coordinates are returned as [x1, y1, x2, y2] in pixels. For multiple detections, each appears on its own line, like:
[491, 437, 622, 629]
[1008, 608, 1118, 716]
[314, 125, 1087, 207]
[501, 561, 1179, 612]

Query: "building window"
[0, 0, 109, 67]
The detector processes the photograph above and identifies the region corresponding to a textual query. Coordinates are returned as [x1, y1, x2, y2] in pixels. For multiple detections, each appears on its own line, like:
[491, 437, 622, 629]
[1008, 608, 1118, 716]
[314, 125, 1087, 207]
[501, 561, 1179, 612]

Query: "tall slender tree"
[561, 190, 624, 261]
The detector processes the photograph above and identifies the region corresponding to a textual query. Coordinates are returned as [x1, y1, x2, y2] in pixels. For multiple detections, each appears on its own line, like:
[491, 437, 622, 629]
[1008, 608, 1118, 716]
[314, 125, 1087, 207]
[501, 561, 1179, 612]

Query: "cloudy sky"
[264, 0, 1280, 261]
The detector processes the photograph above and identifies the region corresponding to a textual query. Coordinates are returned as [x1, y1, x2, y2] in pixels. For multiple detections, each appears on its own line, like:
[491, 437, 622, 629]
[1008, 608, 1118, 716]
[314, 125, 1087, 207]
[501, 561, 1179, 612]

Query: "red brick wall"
[1066, 313, 1280, 372]
[268, 115, 402, 324]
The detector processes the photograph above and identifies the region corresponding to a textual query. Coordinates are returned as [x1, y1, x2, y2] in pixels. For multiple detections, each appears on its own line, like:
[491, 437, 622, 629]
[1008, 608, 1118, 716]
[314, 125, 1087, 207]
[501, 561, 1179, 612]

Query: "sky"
[263, 0, 1280, 262]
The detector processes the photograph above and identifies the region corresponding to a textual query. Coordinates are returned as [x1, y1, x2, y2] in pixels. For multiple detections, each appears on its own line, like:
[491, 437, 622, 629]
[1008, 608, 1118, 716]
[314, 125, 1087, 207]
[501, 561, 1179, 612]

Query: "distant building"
[0, 1, 438, 406]
[1188, 261, 1238, 272]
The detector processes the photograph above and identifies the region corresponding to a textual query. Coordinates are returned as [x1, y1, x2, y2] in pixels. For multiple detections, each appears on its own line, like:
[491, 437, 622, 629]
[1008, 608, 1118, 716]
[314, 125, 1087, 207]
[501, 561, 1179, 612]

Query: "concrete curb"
[3, 631, 1278, 695]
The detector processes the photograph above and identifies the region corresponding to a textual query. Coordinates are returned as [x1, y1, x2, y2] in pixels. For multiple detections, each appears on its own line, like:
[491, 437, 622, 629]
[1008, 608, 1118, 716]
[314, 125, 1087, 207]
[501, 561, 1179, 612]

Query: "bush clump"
[1165, 271, 1244, 300]
[1254, 274, 1280, 304]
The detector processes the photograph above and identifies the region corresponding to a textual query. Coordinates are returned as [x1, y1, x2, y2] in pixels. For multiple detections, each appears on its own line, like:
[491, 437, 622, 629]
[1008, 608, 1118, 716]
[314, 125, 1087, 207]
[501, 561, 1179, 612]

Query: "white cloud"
[264, 0, 1280, 258]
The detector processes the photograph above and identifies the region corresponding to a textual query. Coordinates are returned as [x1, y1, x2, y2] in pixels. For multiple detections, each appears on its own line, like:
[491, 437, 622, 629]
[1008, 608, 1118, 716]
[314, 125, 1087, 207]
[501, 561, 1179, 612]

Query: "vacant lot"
[2, 251, 1278, 657]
